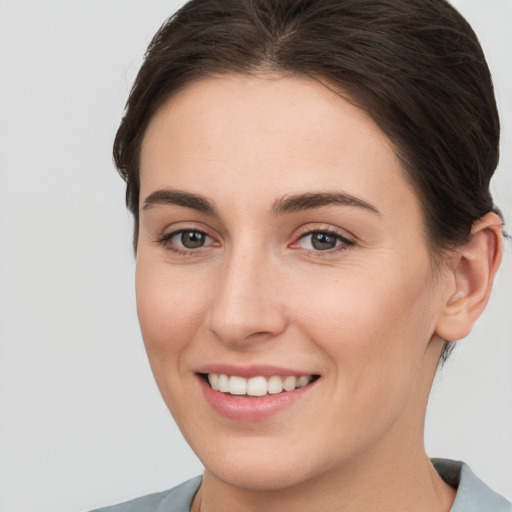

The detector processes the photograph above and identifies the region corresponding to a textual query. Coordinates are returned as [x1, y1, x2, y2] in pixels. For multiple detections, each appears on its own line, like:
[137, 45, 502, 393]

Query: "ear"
[435, 212, 503, 342]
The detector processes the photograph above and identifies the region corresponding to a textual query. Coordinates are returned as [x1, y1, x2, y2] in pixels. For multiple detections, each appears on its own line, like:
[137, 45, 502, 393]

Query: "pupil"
[312, 232, 337, 250]
[181, 231, 205, 249]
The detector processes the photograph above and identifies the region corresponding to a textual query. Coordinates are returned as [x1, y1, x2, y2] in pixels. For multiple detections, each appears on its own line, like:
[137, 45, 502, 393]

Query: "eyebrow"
[142, 188, 380, 217]
[143, 188, 218, 215]
[272, 192, 380, 216]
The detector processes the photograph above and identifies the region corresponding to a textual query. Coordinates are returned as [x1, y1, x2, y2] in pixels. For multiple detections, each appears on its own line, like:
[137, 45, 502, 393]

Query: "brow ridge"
[143, 188, 218, 215]
[272, 192, 380, 215]
[143, 188, 379, 217]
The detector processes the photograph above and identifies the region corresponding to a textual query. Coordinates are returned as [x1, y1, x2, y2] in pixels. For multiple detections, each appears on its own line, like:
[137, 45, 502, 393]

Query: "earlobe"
[435, 212, 503, 342]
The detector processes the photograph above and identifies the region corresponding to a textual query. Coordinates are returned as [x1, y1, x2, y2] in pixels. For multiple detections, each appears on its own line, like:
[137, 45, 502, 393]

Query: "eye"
[292, 229, 354, 253]
[157, 229, 216, 252]
[176, 230, 209, 249]
[301, 232, 339, 250]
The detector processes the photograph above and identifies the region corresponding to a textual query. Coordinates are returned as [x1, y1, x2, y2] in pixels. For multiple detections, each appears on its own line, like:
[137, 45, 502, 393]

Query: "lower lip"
[198, 376, 317, 421]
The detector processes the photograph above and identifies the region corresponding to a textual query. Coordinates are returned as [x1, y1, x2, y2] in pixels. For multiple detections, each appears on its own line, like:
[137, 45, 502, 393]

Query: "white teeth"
[282, 375, 297, 391]
[229, 375, 247, 395]
[247, 376, 267, 396]
[208, 373, 220, 391]
[267, 375, 283, 394]
[218, 374, 230, 393]
[207, 373, 315, 396]
[296, 376, 311, 388]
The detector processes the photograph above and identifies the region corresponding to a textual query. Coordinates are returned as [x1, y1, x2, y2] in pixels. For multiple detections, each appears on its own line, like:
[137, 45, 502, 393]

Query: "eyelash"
[156, 228, 217, 256]
[156, 226, 355, 257]
[290, 227, 355, 257]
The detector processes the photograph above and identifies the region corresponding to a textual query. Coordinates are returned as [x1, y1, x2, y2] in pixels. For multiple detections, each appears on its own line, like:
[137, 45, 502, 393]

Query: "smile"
[207, 373, 315, 396]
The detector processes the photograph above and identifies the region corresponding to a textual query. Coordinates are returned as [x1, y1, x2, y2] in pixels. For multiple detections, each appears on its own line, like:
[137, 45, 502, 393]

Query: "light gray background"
[0, 1, 510, 511]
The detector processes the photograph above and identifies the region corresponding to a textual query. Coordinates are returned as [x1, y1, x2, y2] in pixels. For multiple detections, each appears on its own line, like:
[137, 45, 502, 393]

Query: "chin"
[190, 429, 346, 493]
[205, 456, 320, 492]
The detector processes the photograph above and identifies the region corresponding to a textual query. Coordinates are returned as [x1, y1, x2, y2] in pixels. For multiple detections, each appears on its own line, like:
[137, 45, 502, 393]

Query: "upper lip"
[195, 364, 318, 378]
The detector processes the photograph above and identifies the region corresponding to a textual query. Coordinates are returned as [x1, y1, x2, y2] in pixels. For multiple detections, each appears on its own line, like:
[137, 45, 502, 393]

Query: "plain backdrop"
[0, 1, 511, 511]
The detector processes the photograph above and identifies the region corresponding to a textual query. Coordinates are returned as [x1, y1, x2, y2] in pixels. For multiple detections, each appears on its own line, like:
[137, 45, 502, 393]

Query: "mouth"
[197, 368, 320, 420]
[201, 373, 320, 397]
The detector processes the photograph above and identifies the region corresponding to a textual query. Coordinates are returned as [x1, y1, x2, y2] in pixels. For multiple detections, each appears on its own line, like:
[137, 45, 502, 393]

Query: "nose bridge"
[207, 241, 286, 345]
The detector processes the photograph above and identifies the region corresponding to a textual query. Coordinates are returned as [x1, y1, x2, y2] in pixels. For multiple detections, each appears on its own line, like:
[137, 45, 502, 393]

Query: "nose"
[206, 248, 288, 347]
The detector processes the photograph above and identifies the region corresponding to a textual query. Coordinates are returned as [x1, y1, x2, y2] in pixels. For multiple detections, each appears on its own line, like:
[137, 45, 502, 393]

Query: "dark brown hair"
[114, 0, 501, 360]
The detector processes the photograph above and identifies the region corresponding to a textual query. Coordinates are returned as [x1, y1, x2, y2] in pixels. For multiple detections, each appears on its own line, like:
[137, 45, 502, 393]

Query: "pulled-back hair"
[114, 0, 501, 360]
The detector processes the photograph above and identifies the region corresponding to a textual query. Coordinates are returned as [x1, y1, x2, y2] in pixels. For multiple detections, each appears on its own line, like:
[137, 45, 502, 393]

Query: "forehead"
[139, 73, 421, 224]
[142, 73, 391, 159]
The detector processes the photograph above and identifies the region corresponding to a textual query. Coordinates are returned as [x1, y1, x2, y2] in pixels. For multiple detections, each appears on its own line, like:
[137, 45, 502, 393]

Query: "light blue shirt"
[91, 459, 511, 511]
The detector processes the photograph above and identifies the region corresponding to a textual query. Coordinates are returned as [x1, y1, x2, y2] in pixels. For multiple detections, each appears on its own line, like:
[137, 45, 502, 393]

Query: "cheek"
[135, 260, 210, 364]
[293, 261, 435, 386]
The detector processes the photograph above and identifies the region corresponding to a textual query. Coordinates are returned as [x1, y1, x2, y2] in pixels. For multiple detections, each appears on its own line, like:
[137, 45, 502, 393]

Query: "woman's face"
[136, 74, 453, 490]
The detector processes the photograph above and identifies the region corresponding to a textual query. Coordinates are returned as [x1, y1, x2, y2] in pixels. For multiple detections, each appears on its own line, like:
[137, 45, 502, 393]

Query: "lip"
[196, 367, 319, 422]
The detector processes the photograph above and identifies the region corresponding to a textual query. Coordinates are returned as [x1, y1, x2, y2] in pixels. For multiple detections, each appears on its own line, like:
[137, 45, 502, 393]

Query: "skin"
[136, 74, 501, 512]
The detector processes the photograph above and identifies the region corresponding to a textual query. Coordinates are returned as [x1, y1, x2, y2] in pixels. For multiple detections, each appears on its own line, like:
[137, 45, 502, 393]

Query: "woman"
[94, 0, 511, 510]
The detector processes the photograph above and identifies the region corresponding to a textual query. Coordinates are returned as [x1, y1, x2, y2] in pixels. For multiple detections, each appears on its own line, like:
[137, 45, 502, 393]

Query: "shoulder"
[432, 459, 512, 512]
[89, 463, 512, 512]
[90, 476, 202, 512]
